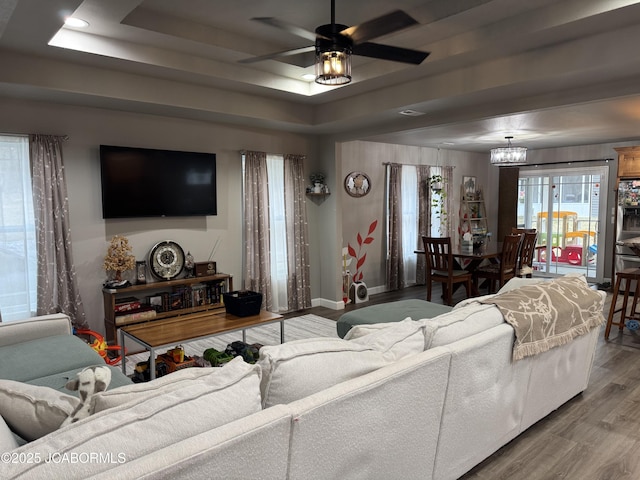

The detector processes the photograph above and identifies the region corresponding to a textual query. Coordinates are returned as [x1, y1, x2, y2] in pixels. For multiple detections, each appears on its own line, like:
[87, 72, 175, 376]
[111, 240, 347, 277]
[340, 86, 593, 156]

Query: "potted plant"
[310, 172, 325, 193]
[430, 174, 443, 192]
[430, 175, 447, 229]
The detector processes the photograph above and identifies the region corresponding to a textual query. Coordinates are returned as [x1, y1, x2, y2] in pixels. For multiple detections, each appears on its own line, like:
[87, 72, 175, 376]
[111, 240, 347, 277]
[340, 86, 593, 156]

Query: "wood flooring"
[289, 283, 640, 480]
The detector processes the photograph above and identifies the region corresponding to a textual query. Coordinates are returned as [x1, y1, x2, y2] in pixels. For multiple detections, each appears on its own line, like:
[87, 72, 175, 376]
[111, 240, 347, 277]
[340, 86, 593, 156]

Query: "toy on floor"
[61, 365, 112, 426]
[76, 328, 126, 365]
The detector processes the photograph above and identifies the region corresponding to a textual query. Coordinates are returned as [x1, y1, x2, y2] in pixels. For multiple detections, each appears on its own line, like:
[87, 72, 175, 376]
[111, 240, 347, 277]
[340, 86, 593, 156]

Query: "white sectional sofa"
[0, 276, 605, 480]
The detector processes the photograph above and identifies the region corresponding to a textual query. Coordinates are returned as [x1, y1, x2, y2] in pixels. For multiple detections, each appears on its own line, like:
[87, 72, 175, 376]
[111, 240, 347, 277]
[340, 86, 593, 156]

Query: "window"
[401, 165, 418, 284]
[0, 135, 37, 321]
[266, 154, 288, 311]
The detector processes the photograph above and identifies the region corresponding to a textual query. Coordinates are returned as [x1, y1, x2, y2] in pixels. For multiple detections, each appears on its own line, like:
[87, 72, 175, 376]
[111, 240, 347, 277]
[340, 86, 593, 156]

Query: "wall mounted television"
[100, 145, 217, 219]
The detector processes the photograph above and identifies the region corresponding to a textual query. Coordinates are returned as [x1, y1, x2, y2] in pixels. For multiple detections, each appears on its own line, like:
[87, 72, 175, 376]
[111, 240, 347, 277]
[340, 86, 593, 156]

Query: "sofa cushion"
[0, 314, 72, 348]
[336, 299, 453, 338]
[497, 276, 548, 293]
[93, 363, 240, 413]
[0, 335, 104, 383]
[0, 414, 20, 451]
[26, 365, 132, 393]
[416, 303, 505, 349]
[0, 380, 80, 441]
[349, 317, 429, 356]
[258, 329, 425, 408]
[4, 357, 262, 479]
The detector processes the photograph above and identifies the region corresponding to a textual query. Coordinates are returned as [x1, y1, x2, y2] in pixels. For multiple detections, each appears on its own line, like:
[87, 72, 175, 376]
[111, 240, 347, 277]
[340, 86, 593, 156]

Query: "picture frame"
[344, 171, 372, 198]
[463, 176, 477, 199]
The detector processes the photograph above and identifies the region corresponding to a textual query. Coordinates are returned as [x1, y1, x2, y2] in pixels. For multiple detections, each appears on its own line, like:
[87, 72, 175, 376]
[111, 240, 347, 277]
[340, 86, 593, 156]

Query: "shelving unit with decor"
[305, 192, 330, 198]
[102, 273, 233, 343]
[459, 185, 488, 244]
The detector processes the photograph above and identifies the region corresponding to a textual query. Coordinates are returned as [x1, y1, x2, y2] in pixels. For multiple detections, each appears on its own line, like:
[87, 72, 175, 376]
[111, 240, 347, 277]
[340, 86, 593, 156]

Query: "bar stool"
[605, 268, 640, 339]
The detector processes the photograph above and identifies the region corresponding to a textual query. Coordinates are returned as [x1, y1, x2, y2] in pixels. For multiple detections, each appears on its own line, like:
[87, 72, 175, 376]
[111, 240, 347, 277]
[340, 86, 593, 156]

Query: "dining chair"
[473, 234, 521, 293]
[421, 236, 473, 306]
[515, 231, 538, 278]
[511, 227, 536, 235]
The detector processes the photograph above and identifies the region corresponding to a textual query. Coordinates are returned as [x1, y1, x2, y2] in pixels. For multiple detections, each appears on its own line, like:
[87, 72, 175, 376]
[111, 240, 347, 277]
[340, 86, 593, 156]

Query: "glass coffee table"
[119, 310, 283, 379]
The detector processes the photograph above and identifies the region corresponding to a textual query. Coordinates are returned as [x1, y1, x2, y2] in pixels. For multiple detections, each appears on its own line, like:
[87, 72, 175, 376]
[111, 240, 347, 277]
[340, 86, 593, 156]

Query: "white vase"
[313, 183, 323, 193]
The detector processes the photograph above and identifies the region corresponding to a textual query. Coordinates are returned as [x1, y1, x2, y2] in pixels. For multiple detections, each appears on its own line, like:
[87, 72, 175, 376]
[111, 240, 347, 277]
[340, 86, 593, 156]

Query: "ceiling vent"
[399, 109, 425, 117]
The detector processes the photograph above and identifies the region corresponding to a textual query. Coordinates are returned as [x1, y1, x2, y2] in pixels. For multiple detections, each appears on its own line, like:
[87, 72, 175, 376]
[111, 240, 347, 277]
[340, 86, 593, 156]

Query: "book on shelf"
[114, 296, 141, 313]
[114, 306, 157, 325]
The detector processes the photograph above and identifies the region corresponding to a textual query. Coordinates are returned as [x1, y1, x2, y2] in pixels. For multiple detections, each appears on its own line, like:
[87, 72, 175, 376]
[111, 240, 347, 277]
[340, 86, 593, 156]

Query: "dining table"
[415, 246, 502, 296]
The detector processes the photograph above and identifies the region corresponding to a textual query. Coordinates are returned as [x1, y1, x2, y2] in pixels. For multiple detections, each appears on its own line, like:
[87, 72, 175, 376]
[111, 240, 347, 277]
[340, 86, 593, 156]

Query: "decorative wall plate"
[344, 171, 371, 198]
[149, 241, 185, 280]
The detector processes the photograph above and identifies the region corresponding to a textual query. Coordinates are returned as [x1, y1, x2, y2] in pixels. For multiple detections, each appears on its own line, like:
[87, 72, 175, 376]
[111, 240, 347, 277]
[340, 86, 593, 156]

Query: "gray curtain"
[242, 151, 273, 310]
[284, 154, 311, 310]
[243, 151, 311, 312]
[386, 163, 404, 291]
[416, 165, 431, 285]
[29, 134, 88, 329]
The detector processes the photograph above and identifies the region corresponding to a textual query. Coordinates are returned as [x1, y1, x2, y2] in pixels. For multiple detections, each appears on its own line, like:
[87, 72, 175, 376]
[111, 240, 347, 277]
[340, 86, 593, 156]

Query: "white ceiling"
[2, 0, 640, 152]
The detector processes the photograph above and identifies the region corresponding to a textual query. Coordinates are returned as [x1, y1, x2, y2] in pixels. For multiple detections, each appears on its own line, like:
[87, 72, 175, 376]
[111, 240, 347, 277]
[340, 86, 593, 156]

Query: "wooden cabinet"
[459, 186, 488, 243]
[616, 146, 640, 178]
[103, 274, 233, 343]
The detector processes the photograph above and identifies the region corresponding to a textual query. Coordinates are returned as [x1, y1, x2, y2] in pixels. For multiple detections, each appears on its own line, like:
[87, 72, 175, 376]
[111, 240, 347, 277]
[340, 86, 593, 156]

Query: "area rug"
[116, 314, 337, 376]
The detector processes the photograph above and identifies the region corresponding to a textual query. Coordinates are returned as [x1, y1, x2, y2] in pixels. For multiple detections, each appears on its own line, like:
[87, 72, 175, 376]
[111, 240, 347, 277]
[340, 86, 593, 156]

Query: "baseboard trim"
[311, 298, 346, 310]
[311, 284, 388, 310]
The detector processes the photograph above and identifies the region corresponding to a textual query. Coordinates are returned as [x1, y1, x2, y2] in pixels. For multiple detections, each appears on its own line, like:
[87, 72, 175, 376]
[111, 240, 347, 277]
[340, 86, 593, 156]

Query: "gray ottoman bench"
[336, 299, 453, 338]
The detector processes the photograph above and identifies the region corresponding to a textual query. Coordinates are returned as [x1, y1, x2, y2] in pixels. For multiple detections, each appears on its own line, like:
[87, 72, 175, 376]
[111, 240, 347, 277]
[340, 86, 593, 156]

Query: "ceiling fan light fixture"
[315, 47, 352, 85]
[490, 136, 527, 166]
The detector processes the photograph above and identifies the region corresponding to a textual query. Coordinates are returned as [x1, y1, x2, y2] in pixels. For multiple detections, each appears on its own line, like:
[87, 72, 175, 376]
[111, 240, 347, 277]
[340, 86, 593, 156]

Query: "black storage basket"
[223, 291, 263, 317]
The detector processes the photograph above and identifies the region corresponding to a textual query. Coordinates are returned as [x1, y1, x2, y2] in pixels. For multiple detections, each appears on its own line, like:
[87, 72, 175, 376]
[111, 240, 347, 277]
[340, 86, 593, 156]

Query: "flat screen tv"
[100, 145, 217, 219]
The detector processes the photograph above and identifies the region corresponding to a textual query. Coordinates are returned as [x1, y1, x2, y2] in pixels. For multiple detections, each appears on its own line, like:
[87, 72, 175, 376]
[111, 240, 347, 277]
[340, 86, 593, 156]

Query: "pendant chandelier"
[490, 136, 527, 166]
[315, 34, 352, 85]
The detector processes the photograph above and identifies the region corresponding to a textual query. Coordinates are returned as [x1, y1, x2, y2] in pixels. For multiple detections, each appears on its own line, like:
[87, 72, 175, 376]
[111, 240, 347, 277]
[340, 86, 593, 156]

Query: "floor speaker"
[349, 282, 369, 304]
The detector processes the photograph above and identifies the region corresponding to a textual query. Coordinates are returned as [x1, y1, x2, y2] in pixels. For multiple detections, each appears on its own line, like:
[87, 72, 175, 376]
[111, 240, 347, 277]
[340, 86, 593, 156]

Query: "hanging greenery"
[430, 174, 447, 228]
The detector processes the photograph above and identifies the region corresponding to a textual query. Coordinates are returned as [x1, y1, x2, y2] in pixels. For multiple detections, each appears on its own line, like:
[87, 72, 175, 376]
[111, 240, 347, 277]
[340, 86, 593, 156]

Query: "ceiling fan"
[239, 0, 430, 84]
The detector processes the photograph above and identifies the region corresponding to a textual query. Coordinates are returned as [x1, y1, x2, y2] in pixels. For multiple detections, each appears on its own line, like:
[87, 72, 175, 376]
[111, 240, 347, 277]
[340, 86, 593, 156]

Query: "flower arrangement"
[347, 219, 378, 283]
[104, 235, 136, 281]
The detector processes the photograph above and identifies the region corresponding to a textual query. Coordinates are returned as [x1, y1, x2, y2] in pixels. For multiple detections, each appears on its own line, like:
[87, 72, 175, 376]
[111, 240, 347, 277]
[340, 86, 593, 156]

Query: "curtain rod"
[382, 162, 455, 168]
[524, 158, 613, 168]
[0, 133, 69, 141]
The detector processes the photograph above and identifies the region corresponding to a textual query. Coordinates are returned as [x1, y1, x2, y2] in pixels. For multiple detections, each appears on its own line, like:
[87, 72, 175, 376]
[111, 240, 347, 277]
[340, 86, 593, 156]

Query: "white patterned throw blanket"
[480, 276, 605, 361]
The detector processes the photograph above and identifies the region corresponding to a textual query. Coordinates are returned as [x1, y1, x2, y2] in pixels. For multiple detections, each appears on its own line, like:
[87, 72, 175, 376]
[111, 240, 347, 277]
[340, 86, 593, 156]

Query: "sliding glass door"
[517, 166, 607, 281]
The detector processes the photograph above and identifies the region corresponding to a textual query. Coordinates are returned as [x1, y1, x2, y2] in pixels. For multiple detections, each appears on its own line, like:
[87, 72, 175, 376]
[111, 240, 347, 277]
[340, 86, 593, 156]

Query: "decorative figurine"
[185, 251, 195, 278]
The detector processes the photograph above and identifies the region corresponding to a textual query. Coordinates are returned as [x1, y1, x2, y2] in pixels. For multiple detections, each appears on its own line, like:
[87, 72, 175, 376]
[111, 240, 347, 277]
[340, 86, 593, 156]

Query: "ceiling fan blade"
[352, 42, 430, 65]
[341, 10, 419, 44]
[251, 17, 318, 42]
[239, 45, 315, 65]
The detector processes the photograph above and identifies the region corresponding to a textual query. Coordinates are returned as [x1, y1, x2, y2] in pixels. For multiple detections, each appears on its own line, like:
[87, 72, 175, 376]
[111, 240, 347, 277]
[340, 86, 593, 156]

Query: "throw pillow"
[346, 317, 427, 356]
[343, 321, 400, 339]
[3, 357, 262, 479]
[93, 362, 228, 413]
[258, 337, 402, 408]
[0, 414, 19, 451]
[0, 380, 79, 441]
[497, 276, 548, 294]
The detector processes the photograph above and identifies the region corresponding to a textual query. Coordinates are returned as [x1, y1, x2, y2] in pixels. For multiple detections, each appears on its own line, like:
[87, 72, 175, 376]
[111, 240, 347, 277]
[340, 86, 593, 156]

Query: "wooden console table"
[119, 309, 283, 380]
[103, 273, 233, 343]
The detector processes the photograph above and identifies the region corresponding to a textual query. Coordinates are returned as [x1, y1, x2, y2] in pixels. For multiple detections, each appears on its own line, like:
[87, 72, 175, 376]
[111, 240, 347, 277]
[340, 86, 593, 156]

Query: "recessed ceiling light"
[301, 73, 316, 81]
[64, 17, 89, 28]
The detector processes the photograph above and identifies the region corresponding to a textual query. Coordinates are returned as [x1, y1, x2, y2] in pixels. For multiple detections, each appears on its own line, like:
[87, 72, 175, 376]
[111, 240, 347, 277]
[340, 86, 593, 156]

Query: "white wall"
[0, 97, 313, 334]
